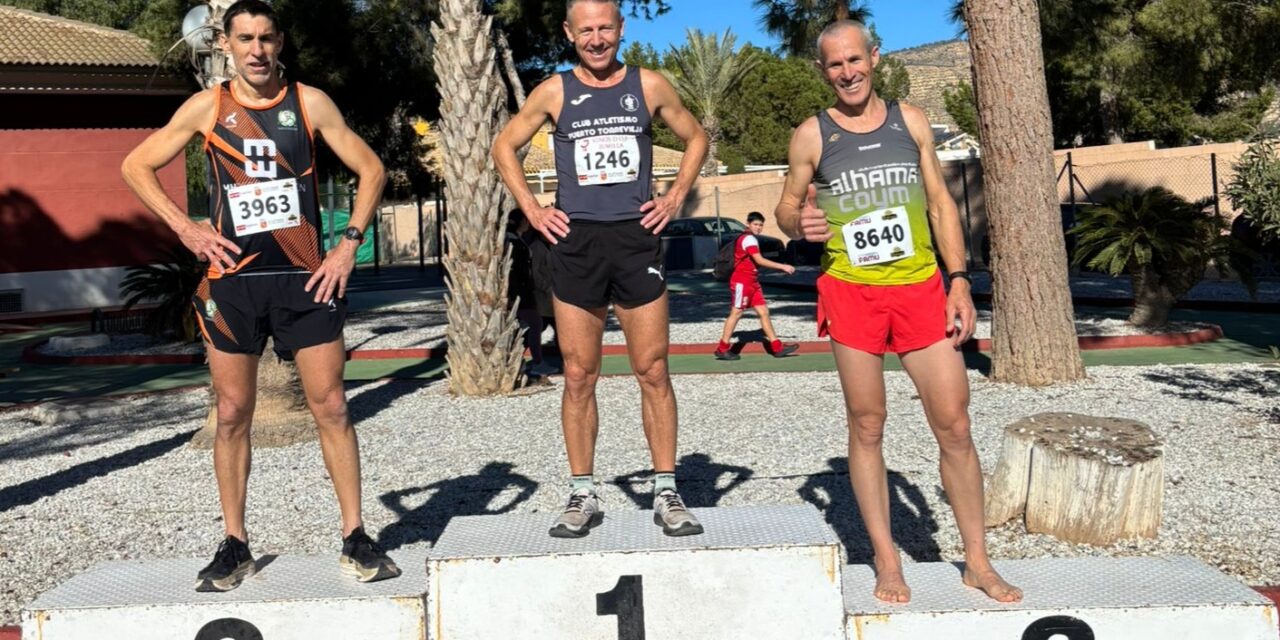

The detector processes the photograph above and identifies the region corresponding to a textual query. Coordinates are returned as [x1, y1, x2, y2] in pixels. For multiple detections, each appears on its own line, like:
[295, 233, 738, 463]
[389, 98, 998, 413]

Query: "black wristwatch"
[342, 226, 365, 243]
[948, 271, 972, 283]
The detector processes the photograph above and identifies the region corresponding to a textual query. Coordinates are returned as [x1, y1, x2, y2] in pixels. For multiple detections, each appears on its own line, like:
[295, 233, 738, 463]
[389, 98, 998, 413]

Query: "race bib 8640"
[842, 206, 915, 267]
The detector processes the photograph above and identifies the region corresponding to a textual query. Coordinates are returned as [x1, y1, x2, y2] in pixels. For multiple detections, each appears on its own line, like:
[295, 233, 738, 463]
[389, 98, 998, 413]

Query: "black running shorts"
[192, 272, 347, 360]
[549, 219, 666, 309]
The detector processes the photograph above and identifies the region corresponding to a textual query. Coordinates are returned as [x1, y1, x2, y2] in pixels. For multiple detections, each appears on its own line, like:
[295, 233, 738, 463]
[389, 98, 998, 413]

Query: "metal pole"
[961, 161, 973, 271]
[714, 185, 722, 245]
[439, 181, 448, 280]
[1211, 153, 1220, 217]
[327, 175, 335, 250]
[372, 204, 381, 276]
[348, 190, 357, 272]
[417, 195, 425, 272]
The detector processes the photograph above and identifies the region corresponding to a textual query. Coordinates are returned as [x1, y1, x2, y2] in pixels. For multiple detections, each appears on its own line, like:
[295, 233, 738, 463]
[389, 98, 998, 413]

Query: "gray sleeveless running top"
[813, 101, 937, 285]
[553, 65, 653, 221]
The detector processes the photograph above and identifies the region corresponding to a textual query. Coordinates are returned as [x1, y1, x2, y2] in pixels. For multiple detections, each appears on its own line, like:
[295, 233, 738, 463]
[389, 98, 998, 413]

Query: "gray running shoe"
[549, 489, 603, 538]
[653, 489, 704, 536]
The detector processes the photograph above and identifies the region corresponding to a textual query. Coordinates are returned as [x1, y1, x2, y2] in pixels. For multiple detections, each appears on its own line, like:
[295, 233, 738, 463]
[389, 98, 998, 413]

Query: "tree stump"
[985, 412, 1164, 545]
[189, 343, 316, 449]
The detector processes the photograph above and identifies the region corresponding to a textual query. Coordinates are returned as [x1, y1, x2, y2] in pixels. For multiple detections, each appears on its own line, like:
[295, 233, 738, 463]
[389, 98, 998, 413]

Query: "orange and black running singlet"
[204, 81, 322, 277]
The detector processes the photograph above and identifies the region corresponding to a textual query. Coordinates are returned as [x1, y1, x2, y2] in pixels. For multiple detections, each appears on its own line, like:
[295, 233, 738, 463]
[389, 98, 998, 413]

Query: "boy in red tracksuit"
[714, 211, 800, 360]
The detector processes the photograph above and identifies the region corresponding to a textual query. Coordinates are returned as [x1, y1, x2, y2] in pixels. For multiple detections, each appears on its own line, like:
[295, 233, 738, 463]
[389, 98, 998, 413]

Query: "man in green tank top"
[775, 20, 1022, 604]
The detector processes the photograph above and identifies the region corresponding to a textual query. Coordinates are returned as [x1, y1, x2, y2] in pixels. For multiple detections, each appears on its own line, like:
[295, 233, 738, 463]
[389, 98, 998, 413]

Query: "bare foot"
[872, 558, 911, 603]
[962, 567, 1023, 603]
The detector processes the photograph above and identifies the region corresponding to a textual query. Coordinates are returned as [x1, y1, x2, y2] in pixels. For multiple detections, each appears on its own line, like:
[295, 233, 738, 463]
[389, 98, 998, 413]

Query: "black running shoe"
[772, 343, 800, 358]
[714, 348, 740, 361]
[339, 527, 401, 583]
[195, 535, 256, 592]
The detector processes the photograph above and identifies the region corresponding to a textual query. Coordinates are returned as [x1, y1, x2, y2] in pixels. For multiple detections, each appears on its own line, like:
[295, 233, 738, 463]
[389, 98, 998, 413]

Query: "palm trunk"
[965, 0, 1086, 385]
[1129, 268, 1174, 328]
[191, 347, 315, 449]
[701, 116, 720, 177]
[432, 0, 525, 396]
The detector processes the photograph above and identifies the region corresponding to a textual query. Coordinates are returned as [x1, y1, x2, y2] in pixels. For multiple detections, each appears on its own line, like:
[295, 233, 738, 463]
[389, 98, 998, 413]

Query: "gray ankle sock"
[571, 474, 595, 493]
[654, 472, 676, 493]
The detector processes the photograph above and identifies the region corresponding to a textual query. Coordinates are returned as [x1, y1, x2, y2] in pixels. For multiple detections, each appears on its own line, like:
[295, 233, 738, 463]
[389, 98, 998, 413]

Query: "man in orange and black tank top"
[775, 20, 1022, 604]
[122, 0, 399, 592]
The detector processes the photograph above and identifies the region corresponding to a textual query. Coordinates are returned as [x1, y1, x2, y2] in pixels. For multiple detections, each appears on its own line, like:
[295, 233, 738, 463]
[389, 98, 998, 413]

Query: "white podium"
[21, 551, 428, 640]
[843, 555, 1279, 640]
[425, 504, 846, 639]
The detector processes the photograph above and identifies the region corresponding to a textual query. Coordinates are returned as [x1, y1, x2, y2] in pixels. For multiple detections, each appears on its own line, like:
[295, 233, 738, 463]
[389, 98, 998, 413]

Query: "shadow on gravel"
[375, 461, 538, 550]
[798, 458, 942, 564]
[0, 402, 198, 464]
[0, 428, 197, 513]
[347, 379, 437, 424]
[1140, 367, 1280, 405]
[611, 453, 754, 509]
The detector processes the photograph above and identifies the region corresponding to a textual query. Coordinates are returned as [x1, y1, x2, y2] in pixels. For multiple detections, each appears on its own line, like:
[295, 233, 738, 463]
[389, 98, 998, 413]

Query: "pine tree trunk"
[963, 0, 1086, 385]
[432, 0, 525, 396]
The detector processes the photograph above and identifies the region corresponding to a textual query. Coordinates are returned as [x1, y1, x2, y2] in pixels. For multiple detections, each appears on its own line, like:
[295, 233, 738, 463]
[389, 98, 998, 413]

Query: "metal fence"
[935, 150, 1269, 274]
[317, 175, 449, 276]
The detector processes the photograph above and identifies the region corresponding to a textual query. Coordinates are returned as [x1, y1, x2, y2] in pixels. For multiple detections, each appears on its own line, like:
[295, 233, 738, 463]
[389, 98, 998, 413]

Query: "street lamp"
[179, 1, 237, 89]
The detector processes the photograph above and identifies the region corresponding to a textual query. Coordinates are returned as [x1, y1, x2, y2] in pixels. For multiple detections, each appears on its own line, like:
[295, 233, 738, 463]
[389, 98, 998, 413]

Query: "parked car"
[785, 239, 825, 266]
[661, 217, 786, 261]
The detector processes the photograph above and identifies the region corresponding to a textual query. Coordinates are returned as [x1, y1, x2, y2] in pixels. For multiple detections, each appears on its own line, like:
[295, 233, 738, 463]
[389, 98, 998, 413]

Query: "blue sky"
[619, 0, 962, 54]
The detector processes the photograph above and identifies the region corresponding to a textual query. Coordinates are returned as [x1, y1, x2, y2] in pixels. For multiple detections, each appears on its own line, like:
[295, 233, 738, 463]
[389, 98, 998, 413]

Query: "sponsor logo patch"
[204, 299, 218, 319]
[570, 94, 592, 106]
[278, 110, 297, 127]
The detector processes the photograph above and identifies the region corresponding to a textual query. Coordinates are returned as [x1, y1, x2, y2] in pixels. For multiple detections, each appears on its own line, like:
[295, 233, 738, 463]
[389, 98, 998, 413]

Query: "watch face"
[345, 228, 362, 241]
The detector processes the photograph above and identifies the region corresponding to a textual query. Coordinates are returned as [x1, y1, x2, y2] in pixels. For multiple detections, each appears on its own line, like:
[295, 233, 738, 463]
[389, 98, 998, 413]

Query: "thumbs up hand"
[800, 184, 832, 243]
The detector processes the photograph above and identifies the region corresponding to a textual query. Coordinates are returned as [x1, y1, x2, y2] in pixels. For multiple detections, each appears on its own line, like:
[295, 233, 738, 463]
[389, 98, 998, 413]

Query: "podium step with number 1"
[426, 504, 846, 639]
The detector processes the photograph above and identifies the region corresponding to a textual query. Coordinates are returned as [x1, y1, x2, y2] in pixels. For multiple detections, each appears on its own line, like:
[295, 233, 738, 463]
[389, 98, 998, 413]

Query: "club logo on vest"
[278, 110, 298, 128]
[570, 94, 592, 106]
[620, 94, 640, 112]
[204, 299, 218, 320]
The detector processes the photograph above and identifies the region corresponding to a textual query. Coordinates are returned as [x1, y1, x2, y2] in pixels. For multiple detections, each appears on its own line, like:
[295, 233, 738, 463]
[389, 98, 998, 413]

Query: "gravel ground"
[39, 290, 1211, 357]
[1, 363, 1277, 623]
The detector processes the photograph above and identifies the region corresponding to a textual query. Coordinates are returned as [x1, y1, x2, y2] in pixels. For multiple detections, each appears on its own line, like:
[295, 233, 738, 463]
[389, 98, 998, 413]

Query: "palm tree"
[666, 29, 761, 176]
[1071, 186, 1255, 328]
[431, 0, 525, 395]
[752, 0, 872, 57]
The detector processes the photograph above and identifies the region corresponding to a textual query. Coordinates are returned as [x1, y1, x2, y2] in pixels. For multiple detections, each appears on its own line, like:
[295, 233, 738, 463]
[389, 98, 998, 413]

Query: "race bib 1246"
[574, 135, 641, 186]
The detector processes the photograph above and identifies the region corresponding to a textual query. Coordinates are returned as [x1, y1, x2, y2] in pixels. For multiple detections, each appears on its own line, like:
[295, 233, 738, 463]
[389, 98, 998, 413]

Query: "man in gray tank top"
[492, 0, 709, 538]
[774, 20, 1022, 604]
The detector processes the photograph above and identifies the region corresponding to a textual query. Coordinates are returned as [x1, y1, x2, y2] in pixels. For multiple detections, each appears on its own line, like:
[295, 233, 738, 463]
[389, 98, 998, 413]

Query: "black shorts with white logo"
[192, 272, 347, 361]
[549, 218, 666, 309]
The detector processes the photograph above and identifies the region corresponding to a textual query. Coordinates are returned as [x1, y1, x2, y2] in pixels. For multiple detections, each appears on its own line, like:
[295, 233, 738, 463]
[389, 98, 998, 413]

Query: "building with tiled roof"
[0, 5, 190, 97]
[886, 39, 972, 130]
[1, 6, 190, 315]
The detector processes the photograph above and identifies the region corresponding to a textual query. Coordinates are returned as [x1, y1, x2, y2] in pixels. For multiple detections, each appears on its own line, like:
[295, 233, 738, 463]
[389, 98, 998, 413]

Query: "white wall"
[0, 266, 131, 314]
